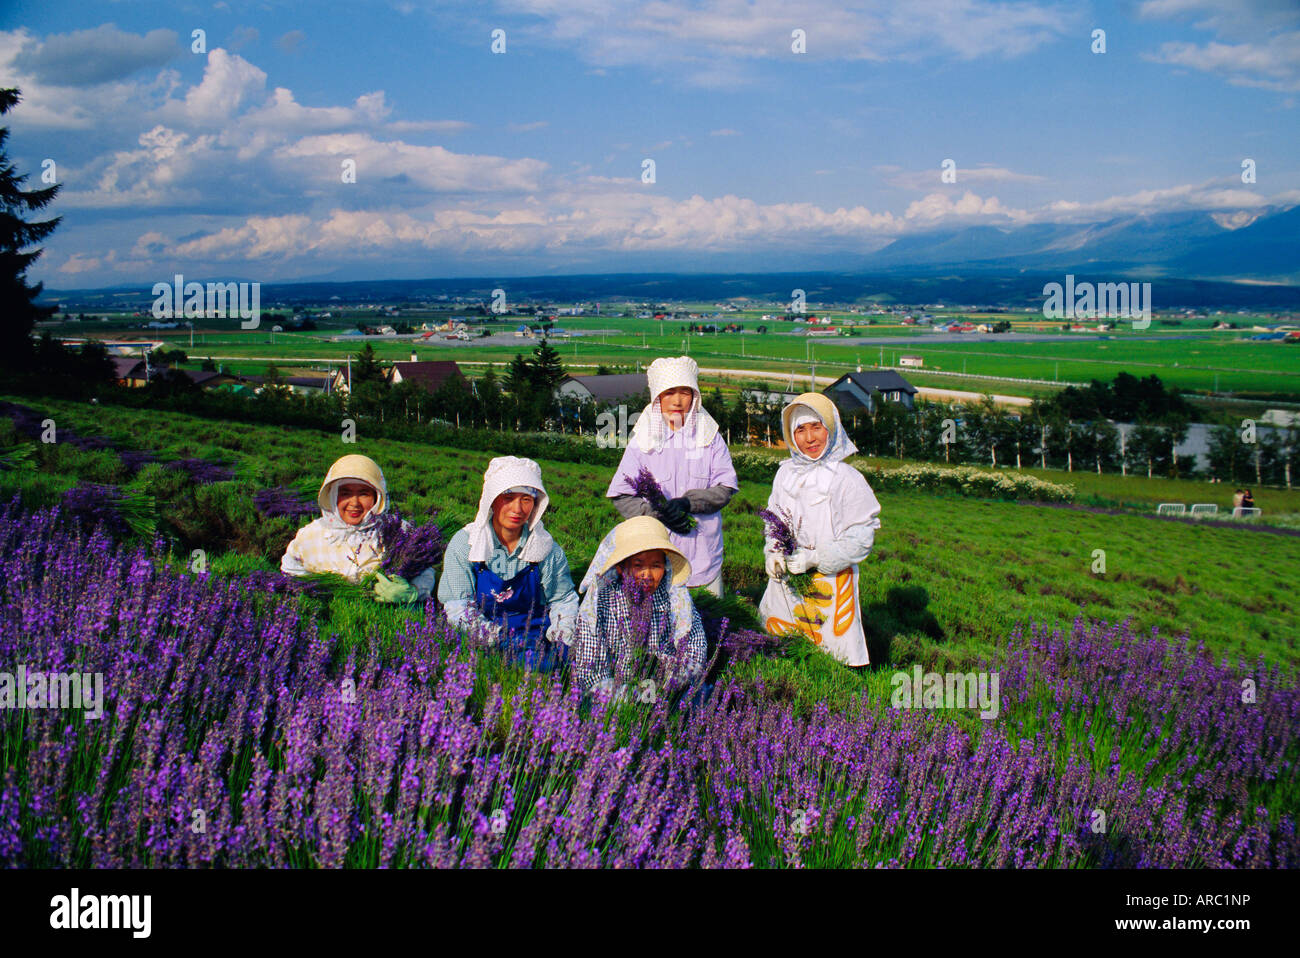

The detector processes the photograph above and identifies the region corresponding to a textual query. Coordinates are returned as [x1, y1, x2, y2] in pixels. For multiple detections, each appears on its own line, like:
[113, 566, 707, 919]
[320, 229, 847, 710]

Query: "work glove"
[784, 548, 818, 575]
[372, 572, 418, 604]
[545, 618, 571, 646]
[476, 619, 503, 647]
[765, 553, 787, 579]
[659, 497, 693, 534]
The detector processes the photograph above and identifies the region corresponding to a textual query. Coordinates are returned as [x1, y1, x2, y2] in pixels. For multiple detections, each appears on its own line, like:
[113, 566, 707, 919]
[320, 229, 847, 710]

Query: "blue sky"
[2, 0, 1297, 287]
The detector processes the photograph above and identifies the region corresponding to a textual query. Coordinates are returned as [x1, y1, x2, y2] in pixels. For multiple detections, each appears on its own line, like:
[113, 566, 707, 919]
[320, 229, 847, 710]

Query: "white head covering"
[467, 456, 556, 563]
[629, 356, 720, 453]
[788, 406, 822, 434]
[780, 393, 858, 503]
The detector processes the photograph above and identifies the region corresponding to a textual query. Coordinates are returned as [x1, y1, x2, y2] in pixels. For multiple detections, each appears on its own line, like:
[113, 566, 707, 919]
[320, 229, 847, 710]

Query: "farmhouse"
[110, 358, 149, 388]
[329, 358, 465, 395]
[385, 359, 466, 394]
[556, 373, 648, 406]
[825, 370, 918, 415]
[241, 374, 335, 396]
[176, 369, 242, 390]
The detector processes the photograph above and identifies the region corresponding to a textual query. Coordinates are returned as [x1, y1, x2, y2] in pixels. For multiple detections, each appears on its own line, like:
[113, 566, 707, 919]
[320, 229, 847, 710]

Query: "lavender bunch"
[757, 507, 816, 598]
[618, 571, 656, 649]
[166, 457, 235, 485]
[253, 485, 317, 519]
[117, 449, 159, 475]
[712, 617, 784, 662]
[630, 466, 695, 532]
[374, 508, 446, 580]
[59, 482, 156, 539]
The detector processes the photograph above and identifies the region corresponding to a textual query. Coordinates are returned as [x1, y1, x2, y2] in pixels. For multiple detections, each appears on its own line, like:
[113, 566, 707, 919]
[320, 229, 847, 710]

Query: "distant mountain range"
[855, 205, 1300, 282]
[43, 205, 1299, 309]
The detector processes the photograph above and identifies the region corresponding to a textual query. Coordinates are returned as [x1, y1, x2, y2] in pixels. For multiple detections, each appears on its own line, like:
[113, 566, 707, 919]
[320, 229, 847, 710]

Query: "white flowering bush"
[854, 462, 1076, 502]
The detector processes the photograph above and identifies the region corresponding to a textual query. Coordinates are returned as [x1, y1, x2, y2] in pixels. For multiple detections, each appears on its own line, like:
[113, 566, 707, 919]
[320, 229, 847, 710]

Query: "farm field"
[65, 311, 1300, 397]
[134, 324, 1300, 395]
[3, 393, 1296, 869]
[6, 394, 1297, 680]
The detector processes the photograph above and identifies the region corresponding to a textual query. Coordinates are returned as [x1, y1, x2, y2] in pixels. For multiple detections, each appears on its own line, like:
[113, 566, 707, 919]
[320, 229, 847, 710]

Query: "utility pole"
[347, 354, 352, 393]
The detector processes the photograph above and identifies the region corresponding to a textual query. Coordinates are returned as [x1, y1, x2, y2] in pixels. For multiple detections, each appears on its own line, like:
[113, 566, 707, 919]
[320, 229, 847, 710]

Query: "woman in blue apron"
[439, 456, 579, 672]
[471, 558, 567, 672]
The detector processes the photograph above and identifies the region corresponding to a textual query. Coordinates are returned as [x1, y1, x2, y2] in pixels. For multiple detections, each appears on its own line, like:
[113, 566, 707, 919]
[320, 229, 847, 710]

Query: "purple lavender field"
[2, 498, 1295, 868]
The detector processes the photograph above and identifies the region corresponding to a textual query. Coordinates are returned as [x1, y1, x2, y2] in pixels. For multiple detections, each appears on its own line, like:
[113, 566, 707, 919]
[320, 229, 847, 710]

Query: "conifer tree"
[0, 88, 61, 368]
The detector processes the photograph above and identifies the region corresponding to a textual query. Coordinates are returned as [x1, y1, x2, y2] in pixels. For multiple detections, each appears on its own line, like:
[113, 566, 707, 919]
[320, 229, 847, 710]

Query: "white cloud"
[487, 0, 1076, 84]
[227, 26, 260, 52]
[388, 119, 472, 133]
[157, 49, 268, 126]
[242, 87, 392, 134]
[276, 134, 548, 193]
[1144, 36, 1300, 91]
[880, 164, 1047, 191]
[277, 30, 305, 53]
[13, 24, 179, 86]
[903, 190, 1029, 223]
[1138, 0, 1300, 92]
[709, 128, 741, 136]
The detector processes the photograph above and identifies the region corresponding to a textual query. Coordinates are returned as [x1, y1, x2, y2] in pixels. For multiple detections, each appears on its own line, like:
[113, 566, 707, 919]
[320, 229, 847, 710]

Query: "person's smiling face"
[336, 481, 377, 525]
[658, 386, 694, 431]
[794, 420, 829, 459]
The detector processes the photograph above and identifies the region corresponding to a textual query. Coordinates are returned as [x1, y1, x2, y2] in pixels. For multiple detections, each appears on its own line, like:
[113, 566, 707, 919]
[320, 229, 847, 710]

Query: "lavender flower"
[118, 449, 159, 475]
[3, 497, 1295, 871]
[374, 509, 446, 580]
[757, 507, 815, 598]
[630, 466, 696, 532]
[166, 457, 235, 485]
[253, 486, 317, 519]
[59, 483, 155, 539]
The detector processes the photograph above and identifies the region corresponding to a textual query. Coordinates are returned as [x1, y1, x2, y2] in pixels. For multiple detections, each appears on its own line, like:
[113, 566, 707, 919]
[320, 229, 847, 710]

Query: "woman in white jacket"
[280, 453, 437, 603]
[759, 393, 881, 666]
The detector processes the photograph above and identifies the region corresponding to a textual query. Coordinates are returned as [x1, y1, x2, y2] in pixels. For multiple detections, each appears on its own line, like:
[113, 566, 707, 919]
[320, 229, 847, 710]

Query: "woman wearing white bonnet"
[438, 456, 579, 672]
[606, 356, 739, 597]
[759, 393, 881, 666]
[280, 453, 437, 603]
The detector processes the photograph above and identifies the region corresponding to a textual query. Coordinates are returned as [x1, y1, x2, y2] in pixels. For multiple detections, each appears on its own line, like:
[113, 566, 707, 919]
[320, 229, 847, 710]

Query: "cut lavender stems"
[630, 466, 696, 532]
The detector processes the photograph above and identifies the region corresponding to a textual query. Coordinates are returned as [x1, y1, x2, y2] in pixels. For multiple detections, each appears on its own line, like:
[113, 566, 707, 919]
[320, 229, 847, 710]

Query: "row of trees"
[280, 342, 1293, 484]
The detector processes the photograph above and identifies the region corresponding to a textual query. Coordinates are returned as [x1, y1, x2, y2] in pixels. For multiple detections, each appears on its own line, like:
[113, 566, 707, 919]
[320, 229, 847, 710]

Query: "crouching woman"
[280, 453, 436, 603]
[573, 516, 708, 698]
[438, 456, 578, 672]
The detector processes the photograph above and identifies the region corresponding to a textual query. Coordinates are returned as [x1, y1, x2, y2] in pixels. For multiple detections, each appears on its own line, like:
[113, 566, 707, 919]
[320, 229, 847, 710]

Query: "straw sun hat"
[599, 516, 692, 587]
[317, 454, 388, 513]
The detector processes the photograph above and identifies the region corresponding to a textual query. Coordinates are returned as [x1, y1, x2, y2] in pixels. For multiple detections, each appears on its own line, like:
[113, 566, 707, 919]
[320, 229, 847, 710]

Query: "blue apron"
[472, 561, 567, 673]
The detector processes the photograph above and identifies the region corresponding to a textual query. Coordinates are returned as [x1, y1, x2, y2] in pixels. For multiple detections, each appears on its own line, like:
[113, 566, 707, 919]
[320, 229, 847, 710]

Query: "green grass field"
[7, 394, 1296, 710]
[56, 308, 1300, 397]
